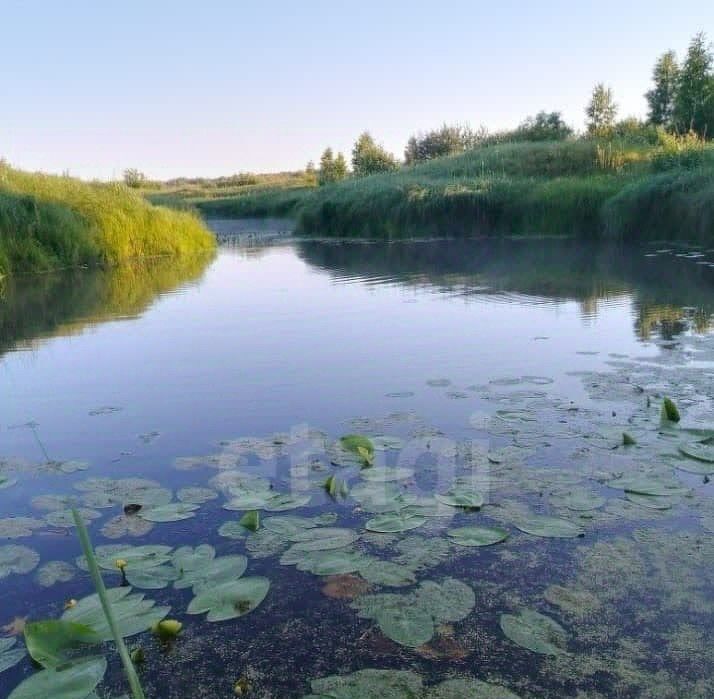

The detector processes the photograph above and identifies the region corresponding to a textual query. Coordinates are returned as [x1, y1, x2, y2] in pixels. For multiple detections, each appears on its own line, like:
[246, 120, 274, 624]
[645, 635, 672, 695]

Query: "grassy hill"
[178, 138, 714, 241]
[0, 162, 215, 278]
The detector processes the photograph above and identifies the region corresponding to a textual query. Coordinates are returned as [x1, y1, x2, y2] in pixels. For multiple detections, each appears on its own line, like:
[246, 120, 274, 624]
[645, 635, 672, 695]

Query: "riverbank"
[179, 139, 714, 241]
[0, 163, 215, 278]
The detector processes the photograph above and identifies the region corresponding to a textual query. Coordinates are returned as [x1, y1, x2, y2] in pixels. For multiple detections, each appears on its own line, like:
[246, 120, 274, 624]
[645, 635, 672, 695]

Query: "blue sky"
[1, 0, 712, 179]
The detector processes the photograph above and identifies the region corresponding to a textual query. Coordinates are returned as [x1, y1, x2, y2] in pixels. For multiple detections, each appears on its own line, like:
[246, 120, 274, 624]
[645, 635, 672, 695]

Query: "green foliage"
[123, 168, 146, 188]
[0, 162, 214, 277]
[652, 130, 707, 171]
[586, 83, 618, 135]
[646, 50, 680, 127]
[351, 132, 398, 176]
[318, 148, 348, 186]
[404, 123, 479, 164]
[513, 111, 573, 142]
[662, 397, 681, 422]
[673, 32, 713, 136]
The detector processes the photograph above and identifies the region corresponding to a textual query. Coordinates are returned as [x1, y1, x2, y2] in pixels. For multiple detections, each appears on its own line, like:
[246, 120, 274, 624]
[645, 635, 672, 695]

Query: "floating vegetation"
[352, 578, 475, 647]
[0, 545, 40, 579]
[365, 513, 426, 533]
[0, 637, 25, 674]
[8, 656, 107, 699]
[137, 502, 199, 522]
[187, 577, 270, 622]
[514, 516, 584, 539]
[0, 517, 45, 538]
[499, 608, 569, 655]
[447, 526, 509, 547]
[35, 561, 76, 588]
[661, 396, 681, 423]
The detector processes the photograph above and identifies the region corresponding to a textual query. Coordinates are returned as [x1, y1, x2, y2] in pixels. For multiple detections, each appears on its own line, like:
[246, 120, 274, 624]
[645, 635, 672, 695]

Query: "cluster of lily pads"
[2, 328, 714, 696]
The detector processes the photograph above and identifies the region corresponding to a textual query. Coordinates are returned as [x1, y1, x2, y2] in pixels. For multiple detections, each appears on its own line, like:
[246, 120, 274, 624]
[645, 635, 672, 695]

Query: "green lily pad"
[218, 521, 249, 539]
[625, 492, 676, 510]
[62, 586, 170, 641]
[415, 578, 476, 622]
[239, 510, 260, 532]
[24, 620, 100, 669]
[307, 668, 423, 699]
[360, 560, 416, 587]
[125, 565, 179, 589]
[187, 576, 270, 622]
[45, 508, 100, 528]
[447, 526, 509, 547]
[679, 440, 714, 463]
[361, 467, 414, 482]
[94, 545, 173, 571]
[500, 608, 568, 655]
[176, 487, 218, 504]
[100, 514, 154, 539]
[263, 516, 318, 536]
[0, 545, 40, 579]
[365, 513, 426, 533]
[289, 527, 358, 552]
[8, 656, 107, 699]
[0, 517, 45, 538]
[35, 561, 76, 588]
[435, 489, 484, 509]
[427, 678, 522, 698]
[295, 550, 367, 576]
[172, 544, 216, 573]
[174, 554, 248, 593]
[377, 604, 434, 647]
[340, 435, 375, 459]
[515, 516, 584, 538]
[138, 502, 199, 522]
[0, 637, 25, 674]
[264, 493, 312, 511]
[550, 491, 605, 512]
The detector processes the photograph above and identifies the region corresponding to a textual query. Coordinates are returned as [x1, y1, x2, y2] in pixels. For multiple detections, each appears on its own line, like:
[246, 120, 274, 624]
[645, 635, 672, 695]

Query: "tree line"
[310, 31, 713, 184]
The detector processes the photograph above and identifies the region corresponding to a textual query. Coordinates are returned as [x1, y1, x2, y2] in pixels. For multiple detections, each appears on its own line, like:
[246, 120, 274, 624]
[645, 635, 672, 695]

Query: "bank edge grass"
[188, 139, 714, 241]
[0, 163, 215, 277]
[72, 508, 146, 699]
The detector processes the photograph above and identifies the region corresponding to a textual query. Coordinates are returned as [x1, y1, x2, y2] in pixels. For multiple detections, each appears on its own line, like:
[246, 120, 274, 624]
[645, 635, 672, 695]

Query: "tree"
[318, 148, 347, 186]
[123, 168, 146, 188]
[351, 132, 398, 176]
[586, 84, 618, 135]
[646, 50, 679, 128]
[515, 111, 572, 141]
[334, 152, 348, 180]
[674, 32, 713, 136]
[404, 124, 478, 164]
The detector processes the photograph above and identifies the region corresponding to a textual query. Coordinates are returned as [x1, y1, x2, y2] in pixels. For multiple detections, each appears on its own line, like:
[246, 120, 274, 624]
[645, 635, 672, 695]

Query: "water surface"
[1, 237, 713, 698]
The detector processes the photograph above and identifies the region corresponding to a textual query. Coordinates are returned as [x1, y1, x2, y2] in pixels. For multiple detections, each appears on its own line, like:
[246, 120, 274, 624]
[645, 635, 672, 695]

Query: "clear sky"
[2, 0, 712, 179]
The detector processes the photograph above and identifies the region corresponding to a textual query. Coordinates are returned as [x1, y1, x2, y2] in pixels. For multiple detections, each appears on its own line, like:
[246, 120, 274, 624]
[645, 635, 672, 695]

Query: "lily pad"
[45, 508, 100, 528]
[94, 545, 172, 571]
[515, 516, 584, 538]
[138, 502, 199, 522]
[294, 550, 367, 576]
[100, 514, 154, 539]
[289, 527, 358, 552]
[447, 526, 509, 547]
[24, 620, 100, 668]
[176, 487, 218, 504]
[427, 678, 522, 698]
[7, 656, 106, 699]
[365, 513, 426, 533]
[174, 554, 248, 593]
[125, 565, 179, 590]
[62, 586, 170, 641]
[35, 561, 76, 588]
[377, 604, 434, 647]
[307, 668, 423, 699]
[435, 489, 484, 509]
[361, 467, 414, 483]
[679, 440, 714, 463]
[0, 637, 25, 674]
[0, 517, 44, 538]
[187, 576, 270, 622]
[499, 608, 568, 655]
[0, 545, 40, 579]
[263, 516, 318, 536]
[415, 578, 476, 622]
[359, 560, 416, 587]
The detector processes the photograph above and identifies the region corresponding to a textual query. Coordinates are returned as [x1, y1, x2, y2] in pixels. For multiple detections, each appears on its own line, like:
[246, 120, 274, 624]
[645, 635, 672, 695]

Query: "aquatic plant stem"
[72, 508, 147, 699]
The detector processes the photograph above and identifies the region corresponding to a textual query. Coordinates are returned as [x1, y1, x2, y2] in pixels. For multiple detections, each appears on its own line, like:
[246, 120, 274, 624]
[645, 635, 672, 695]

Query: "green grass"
[0, 162, 215, 277]
[168, 138, 714, 241]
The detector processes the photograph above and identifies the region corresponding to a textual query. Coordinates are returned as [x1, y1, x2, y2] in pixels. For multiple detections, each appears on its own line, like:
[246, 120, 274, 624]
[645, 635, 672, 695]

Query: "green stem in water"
[72, 508, 146, 699]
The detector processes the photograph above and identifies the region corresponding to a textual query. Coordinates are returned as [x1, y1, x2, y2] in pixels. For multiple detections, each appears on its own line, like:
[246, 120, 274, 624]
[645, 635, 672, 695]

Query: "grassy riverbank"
[176, 138, 714, 241]
[0, 163, 215, 278]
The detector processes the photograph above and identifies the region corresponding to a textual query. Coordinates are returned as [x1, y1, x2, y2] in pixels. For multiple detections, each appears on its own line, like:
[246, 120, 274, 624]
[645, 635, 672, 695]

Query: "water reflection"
[297, 238, 714, 340]
[0, 252, 214, 356]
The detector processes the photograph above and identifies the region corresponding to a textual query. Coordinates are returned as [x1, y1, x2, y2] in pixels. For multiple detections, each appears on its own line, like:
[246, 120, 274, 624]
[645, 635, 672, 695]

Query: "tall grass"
[0, 162, 215, 277]
[183, 138, 713, 241]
